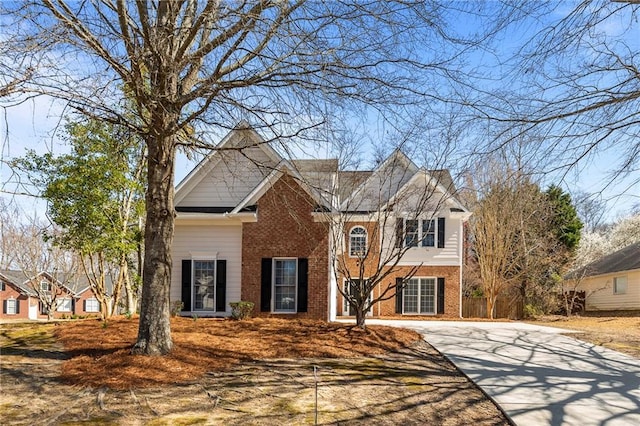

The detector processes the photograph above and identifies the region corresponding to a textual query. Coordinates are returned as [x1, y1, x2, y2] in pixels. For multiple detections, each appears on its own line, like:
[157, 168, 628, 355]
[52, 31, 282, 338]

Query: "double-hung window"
[613, 276, 627, 294]
[85, 298, 100, 313]
[403, 277, 436, 314]
[349, 226, 368, 257]
[6, 299, 17, 315]
[57, 298, 72, 312]
[273, 258, 297, 312]
[405, 220, 419, 247]
[397, 217, 444, 248]
[193, 260, 216, 311]
[422, 219, 435, 247]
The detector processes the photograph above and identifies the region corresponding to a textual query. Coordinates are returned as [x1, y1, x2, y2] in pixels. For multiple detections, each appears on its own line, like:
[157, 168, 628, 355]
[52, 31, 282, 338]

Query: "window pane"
[403, 278, 419, 313]
[7, 299, 16, 315]
[405, 220, 419, 247]
[422, 219, 435, 247]
[274, 259, 296, 312]
[614, 276, 627, 294]
[193, 260, 216, 310]
[86, 298, 100, 313]
[57, 298, 72, 312]
[350, 227, 367, 257]
[420, 278, 435, 313]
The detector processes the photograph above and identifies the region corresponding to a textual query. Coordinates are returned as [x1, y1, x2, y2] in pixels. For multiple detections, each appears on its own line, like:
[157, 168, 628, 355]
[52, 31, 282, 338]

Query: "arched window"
[349, 226, 367, 257]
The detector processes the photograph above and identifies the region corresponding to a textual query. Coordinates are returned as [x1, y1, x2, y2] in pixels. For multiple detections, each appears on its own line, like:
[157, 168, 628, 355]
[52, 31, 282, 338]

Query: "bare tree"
[477, 0, 640, 193]
[2, 214, 78, 321]
[573, 191, 607, 233]
[321, 145, 462, 328]
[2, 1, 527, 354]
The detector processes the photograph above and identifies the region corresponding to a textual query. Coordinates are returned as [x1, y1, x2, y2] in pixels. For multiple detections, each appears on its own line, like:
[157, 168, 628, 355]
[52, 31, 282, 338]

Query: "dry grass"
[528, 312, 640, 358]
[55, 316, 420, 389]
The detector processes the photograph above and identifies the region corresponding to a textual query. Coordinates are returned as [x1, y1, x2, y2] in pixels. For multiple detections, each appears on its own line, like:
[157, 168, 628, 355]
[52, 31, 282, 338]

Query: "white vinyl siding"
[578, 270, 640, 311]
[178, 148, 275, 208]
[382, 216, 462, 266]
[171, 225, 242, 315]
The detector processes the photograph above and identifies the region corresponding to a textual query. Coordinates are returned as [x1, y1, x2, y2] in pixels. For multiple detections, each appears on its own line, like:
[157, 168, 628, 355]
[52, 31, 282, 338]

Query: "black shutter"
[2, 300, 6, 314]
[15, 299, 20, 314]
[395, 278, 404, 314]
[83, 300, 87, 311]
[437, 277, 445, 314]
[181, 259, 192, 311]
[437, 217, 445, 248]
[216, 260, 227, 312]
[395, 218, 404, 248]
[261, 258, 272, 312]
[71, 298, 76, 314]
[297, 258, 308, 313]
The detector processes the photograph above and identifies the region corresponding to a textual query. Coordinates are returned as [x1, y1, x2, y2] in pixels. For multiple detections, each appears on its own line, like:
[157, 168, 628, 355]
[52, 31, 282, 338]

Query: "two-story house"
[172, 123, 471, 321]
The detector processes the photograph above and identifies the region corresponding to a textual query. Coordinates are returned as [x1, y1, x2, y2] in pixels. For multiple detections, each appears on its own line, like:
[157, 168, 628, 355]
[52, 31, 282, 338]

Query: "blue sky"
[1, 1, 638, 222]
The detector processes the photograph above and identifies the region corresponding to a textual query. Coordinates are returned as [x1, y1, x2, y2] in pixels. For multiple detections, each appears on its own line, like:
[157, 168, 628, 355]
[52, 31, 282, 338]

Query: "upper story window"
[613, 276, 627, 294]
[397, 218, 444, 248]
[349, 226, 368, 257]
[40, 281, 51, 292]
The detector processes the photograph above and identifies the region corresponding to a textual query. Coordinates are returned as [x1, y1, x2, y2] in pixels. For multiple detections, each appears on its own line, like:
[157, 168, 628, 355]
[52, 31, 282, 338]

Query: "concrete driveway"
[366, 320, 640, 426]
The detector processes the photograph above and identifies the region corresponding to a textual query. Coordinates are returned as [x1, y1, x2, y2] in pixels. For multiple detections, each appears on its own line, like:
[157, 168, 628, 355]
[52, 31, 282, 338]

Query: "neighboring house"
[74, 285, 104, 316]
[573, 242, 640, 311]
[172, 123, 471, 321]
[0, 270, 102, 319]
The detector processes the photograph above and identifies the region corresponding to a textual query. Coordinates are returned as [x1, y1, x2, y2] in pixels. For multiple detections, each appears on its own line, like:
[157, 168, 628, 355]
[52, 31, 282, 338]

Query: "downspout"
[459, 218, 464, 319]
[328, 225, 337, 322]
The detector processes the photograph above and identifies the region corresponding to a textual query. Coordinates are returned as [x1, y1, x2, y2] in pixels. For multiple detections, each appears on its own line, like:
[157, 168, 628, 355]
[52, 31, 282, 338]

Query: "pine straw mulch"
[55, 316, 421, 390]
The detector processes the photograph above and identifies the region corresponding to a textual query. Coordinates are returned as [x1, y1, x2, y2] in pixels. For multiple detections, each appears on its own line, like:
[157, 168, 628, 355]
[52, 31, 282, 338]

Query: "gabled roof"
[576, 242, 640, 278]
[380, 168, 470, 214]
[233, 162, 333, 213]
[340, 149, 418, 211]
[174, 122, 283, 206]
[0, 270, 33, 295]
[0, 270, 81, 296]
[175, 125, 468, 218]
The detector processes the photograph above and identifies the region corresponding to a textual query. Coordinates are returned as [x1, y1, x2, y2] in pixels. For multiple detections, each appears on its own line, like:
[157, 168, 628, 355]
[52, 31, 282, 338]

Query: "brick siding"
[241, 174, 329, 320]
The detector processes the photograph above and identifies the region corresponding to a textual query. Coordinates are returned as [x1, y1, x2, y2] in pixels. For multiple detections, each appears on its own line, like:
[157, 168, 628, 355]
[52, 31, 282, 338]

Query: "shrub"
[523, 303, 544, 319]
[230, 301, 255, 320]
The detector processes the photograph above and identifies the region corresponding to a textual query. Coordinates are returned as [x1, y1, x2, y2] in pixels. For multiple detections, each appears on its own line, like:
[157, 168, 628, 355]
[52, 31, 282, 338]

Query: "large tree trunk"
[131, 129, 176, 355]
